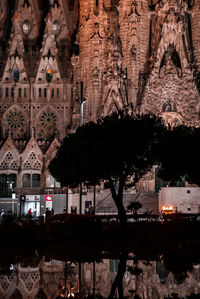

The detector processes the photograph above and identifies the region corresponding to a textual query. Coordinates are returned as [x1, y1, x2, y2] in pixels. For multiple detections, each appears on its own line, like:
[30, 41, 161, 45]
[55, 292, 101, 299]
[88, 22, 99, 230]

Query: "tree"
[127, 201, 142, 213]
[49, 112, 166, 230]
[157, 125, 200, 186]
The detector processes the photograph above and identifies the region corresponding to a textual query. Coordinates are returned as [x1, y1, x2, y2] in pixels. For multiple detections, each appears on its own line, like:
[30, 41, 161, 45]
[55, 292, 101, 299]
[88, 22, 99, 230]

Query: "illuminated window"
[46, 69, 53, 82]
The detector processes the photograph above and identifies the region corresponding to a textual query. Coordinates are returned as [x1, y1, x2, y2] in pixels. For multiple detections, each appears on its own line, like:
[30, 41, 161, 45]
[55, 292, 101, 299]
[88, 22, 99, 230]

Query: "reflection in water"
[1, 256, 200, 298]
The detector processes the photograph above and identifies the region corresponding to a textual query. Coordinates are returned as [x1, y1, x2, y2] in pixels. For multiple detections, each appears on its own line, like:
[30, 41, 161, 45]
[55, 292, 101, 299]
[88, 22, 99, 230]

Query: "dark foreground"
[1, 214, 200, 268]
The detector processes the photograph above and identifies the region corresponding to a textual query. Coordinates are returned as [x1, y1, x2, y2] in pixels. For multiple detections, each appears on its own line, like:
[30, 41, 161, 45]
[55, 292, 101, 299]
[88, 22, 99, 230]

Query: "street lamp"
[80, 81, 86, 126]
[81, 99, 86, 126]
[6, 180, 15, 214]
[77, 81, 86, 215]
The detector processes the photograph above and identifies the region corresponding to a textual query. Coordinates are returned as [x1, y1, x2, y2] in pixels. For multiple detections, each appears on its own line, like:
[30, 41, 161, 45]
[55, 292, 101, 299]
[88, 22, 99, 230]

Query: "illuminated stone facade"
[0, 0, 199, 197]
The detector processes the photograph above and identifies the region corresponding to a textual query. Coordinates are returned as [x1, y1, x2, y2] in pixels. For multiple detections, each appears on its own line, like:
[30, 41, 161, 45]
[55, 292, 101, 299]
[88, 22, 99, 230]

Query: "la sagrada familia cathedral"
[0, 0, 199, 196]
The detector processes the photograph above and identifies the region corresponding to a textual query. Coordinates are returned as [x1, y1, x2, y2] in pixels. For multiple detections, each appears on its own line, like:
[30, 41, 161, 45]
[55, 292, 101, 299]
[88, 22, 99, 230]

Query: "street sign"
[46, 195, 52, 202]
[46, 195, 52, 209]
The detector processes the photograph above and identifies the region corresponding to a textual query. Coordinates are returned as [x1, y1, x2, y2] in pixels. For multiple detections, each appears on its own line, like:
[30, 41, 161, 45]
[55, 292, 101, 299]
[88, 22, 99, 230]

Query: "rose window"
[7, 111, 24, 128]
[40, 112, 56, 129]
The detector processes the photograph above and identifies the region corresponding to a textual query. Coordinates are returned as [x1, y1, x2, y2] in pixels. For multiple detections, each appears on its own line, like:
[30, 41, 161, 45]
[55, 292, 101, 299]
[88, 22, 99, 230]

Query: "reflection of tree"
[163, 251, 194, 285]
[108, 254, 127, 299]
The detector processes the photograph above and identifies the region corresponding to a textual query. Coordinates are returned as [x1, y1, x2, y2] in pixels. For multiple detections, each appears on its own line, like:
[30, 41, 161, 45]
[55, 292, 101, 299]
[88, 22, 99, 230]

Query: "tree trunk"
[116, 198, 127, 231]
[109, 177, 127, 231]
[108, 254, 127, 299]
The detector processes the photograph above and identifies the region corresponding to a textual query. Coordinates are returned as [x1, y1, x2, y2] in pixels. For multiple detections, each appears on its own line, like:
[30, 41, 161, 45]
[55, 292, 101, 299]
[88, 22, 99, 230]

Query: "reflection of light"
[22, 20, 30, 34]
[53, 21, 60, 35]
[68, 286, 75, 298]
[10, 264, 14, 271]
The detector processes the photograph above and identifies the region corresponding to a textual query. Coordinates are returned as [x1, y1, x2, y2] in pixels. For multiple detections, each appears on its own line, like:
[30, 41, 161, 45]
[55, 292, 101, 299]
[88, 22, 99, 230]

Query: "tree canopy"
[157, 124, 200, 186]
[49, 112, 166, 228]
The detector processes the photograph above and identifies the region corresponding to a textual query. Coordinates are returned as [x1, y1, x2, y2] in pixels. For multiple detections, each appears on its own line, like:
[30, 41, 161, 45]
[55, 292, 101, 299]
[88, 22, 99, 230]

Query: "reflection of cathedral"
[0, 259, 66, 298]
[1, 258, 200, 298]
[0, 0, 200, 197]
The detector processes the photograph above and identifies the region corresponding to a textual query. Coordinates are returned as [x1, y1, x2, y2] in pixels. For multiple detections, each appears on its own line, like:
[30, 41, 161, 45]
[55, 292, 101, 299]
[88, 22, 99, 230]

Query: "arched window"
[32, 174, 40, 187]
[0, 173, 17, 197]
[162, 102, 172, 112]
[23, 174, 31, 187]
[9, 173, 17, 188]
[0, 174, 7, 196]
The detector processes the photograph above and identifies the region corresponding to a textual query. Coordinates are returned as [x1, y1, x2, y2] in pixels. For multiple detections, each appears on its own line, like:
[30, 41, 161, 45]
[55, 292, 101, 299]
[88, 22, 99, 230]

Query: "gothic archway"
[103, 89, 124, 117]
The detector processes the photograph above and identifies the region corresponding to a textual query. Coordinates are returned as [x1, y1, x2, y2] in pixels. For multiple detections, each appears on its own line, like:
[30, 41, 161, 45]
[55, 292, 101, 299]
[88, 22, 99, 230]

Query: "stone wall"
[159, 187, 200, 213]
